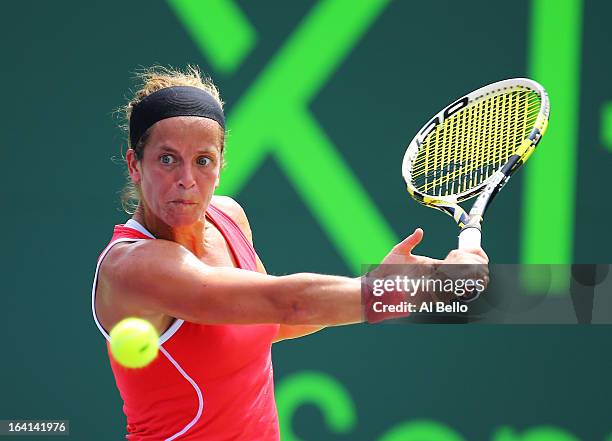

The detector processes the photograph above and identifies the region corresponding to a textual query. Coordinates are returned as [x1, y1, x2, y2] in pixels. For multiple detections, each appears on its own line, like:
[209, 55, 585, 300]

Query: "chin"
[167, 217, 200, 228]
[164, 207, 205, 228]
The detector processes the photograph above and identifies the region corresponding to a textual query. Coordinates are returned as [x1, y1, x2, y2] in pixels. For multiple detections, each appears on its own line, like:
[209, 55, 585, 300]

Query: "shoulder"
[96, 239, 195, 331]
[98, 239, 202, 307]
[211, 195, 253, 242]
[211, 195, 247, 219]
[100, 239, 192, 284]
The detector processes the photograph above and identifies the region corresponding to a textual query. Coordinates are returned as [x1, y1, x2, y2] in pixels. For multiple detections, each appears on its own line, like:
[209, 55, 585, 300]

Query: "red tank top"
[91, 204, 281, 440]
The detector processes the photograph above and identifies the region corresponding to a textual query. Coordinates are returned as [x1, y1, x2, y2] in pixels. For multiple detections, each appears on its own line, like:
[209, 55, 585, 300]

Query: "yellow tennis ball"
[109, 318, 159, 368]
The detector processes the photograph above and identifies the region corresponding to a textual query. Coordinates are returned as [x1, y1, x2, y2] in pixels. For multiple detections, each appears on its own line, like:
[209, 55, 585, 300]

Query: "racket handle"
[458, 227, 481, 249]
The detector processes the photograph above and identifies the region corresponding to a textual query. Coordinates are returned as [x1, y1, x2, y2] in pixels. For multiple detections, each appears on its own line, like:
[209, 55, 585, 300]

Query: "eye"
[159, 154, 175, 165]
[196, 156, 211, 166]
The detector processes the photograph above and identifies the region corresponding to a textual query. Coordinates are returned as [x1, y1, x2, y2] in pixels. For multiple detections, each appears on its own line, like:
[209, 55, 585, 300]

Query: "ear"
[216, 137, 224, 190]
[126, 149, 142, 184]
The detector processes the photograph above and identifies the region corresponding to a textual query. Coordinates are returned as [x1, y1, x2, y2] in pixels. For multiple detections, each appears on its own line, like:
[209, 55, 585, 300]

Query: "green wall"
[1, 1, 611, 440]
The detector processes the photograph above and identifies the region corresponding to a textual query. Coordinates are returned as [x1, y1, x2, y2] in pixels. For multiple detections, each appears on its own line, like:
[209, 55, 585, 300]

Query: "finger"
[460, 247, 489, 264]
[475, 247, 489, 262]
[475, 247, 489, 263]
[393, 228, 424, 254]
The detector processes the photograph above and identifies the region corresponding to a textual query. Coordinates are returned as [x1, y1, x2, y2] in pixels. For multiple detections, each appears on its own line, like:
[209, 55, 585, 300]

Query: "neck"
[133, 206, 207, 258]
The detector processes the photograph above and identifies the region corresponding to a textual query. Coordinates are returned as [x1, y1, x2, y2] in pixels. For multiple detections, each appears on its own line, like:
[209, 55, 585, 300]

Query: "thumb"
[393, 228, 424, 254]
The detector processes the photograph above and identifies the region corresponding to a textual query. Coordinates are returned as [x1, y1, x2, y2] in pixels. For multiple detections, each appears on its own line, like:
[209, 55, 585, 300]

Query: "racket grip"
[458, 227, 481, 249]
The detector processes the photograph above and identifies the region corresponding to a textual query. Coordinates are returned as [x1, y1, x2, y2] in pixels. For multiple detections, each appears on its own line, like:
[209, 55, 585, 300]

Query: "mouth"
[170, 199, 198, 206]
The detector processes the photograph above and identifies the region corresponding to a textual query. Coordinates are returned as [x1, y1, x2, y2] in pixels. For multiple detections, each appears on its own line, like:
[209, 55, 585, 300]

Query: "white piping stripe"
[125, 219, 155, 238]
[91, 237, 148, 341]
[160, 346, 205, 441]
[159, 317, 185, 345]
[91, 226, 204, 439]
[91, 231, 185, 343]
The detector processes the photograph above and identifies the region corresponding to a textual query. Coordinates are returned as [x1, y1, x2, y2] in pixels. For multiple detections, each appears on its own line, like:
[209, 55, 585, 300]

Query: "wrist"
[360, 274, 411, 324]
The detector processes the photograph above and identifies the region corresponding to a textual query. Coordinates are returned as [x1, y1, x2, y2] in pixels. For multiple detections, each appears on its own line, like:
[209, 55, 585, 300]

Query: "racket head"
[402, 78, 549, 221]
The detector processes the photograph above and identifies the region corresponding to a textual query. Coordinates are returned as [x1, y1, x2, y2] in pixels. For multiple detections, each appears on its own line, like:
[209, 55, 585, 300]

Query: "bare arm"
[102, 239, 363, 326]
[212, 196, 331, 340]
[100, 200, 488, 330]
[258, 254, 336, 341]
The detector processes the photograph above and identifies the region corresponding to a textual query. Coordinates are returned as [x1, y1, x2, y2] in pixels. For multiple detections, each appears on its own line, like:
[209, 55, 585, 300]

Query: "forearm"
[269, 273, 363, 326]
[161, 264, 365, 326]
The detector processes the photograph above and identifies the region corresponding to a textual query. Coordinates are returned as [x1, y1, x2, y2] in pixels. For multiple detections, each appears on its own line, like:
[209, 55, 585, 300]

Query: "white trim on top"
[91, 230, 184, 344]
[125, 218, 155, 238]
[91, 224, 203, 440]
[91, 237, 148, 341]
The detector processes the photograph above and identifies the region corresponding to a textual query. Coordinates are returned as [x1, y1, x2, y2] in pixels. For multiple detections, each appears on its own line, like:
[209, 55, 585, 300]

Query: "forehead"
[146, 116, 223, 151]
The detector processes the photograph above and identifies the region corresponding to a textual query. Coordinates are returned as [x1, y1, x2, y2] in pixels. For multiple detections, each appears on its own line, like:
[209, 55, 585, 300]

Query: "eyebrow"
[157, 144, 218, 155]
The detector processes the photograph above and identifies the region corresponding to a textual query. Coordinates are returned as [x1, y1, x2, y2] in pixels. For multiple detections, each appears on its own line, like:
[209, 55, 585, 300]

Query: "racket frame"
[402, 78, 549, 248]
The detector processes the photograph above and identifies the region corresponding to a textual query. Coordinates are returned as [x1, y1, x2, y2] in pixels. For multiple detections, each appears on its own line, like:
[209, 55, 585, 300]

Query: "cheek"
[141, 169, 171, 202]
[199, 166, 221, 187]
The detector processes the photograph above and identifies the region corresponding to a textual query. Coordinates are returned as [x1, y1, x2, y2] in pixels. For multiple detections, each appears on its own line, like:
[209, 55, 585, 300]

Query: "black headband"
[129, 86, 225, 148]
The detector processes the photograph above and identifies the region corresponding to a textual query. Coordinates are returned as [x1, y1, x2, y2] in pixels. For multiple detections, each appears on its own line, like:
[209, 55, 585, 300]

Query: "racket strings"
[411, 89, 541, 198]
[413, 91, 539, 191]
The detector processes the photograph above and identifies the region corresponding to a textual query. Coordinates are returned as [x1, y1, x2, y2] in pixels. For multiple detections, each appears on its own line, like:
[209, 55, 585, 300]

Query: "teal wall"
[1, 1, 611, 440]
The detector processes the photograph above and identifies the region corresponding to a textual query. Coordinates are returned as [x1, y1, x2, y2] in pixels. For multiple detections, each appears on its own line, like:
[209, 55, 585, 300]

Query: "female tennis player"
[91, 66, 488, 440]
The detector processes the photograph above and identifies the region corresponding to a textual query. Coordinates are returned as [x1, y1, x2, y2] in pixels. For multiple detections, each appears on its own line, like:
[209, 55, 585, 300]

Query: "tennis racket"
[402, 78, 550, 250]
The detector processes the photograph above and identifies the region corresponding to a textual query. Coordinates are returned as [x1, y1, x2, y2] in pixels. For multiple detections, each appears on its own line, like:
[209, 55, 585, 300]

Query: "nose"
[177, 165, 196, 189]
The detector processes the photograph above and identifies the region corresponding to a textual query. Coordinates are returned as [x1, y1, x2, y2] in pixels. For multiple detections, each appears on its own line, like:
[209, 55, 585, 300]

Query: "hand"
[443, 247, 489, 265]
[441, 247, 489, 281]
[362, 228, 438, 323]
[380, 228, 442, 267]
[434, 247, 490, 300]
[367, 228, 443, 283]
